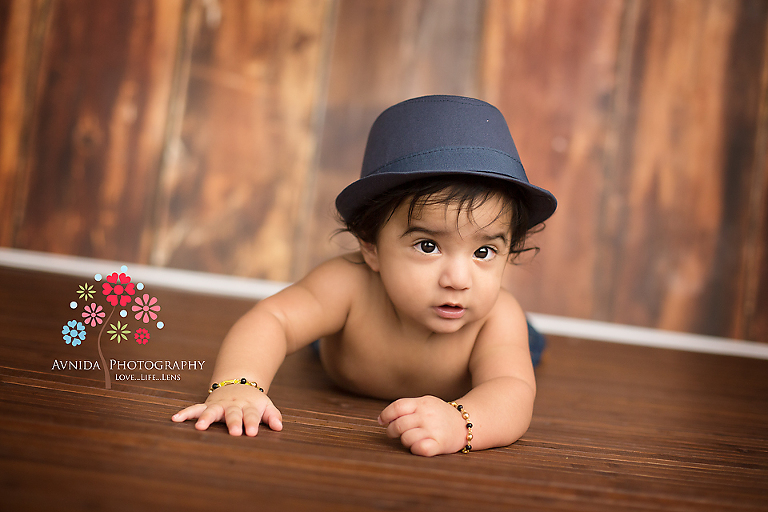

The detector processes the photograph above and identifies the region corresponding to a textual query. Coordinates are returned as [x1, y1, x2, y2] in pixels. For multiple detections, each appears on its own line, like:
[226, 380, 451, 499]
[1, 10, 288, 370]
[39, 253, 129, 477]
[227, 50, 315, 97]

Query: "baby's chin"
[425, 317, 473, 335]
[432, 310, 499, 335]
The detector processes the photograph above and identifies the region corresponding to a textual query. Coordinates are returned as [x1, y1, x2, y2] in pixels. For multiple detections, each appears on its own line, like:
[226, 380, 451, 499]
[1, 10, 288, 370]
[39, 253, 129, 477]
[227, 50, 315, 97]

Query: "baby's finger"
[224, 405, 245, 436]
[194, 403, 225, 431]
[378, 398, 417, 426]
[171, 403, 206, 422]
[409, 437, 441, 457]
[242, 405, 262, 437]
[385, 413, 421, 439]
[399, 427, 431, 449]
[262, 402, 283, 432]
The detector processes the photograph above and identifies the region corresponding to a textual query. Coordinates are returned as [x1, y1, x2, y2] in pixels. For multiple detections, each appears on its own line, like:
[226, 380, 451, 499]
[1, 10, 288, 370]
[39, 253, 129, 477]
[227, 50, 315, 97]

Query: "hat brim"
[336, 168, 557, 231]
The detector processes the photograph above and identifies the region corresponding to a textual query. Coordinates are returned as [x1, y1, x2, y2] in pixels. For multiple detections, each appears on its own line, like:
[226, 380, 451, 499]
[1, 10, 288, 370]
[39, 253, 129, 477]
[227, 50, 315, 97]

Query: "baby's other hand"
[171, 384, 283, 436]
[378, 396, 466, 456]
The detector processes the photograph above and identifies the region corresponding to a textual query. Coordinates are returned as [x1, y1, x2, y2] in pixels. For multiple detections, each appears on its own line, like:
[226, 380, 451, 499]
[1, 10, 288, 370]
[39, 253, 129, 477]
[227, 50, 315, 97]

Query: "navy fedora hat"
[335, 95, 557, 230]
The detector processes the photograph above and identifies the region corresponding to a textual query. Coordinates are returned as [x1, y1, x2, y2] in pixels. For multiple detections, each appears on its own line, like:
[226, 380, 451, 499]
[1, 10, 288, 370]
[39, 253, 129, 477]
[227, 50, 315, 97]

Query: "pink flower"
[102, 272, 136, 307]
[82, 303, 106, 327]
[132, 294, 160, 323]
[134, 328, 150, 345]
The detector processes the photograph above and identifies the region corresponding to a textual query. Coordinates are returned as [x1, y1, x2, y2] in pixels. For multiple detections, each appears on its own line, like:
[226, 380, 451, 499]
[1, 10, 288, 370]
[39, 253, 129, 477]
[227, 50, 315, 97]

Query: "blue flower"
[62, 320, 86, 347]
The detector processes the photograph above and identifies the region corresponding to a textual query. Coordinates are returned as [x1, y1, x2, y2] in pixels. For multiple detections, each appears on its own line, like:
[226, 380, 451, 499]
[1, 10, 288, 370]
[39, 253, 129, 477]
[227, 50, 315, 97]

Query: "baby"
[172, 95, 557, 456]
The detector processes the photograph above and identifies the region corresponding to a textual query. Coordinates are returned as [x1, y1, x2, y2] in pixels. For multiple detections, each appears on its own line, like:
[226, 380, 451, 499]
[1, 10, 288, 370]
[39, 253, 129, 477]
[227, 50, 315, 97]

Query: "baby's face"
[364, 195, 512, 335]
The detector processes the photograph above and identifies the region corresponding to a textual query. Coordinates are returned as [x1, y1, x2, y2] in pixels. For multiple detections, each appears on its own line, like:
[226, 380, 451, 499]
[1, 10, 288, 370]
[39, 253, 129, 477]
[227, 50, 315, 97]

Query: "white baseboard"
[525, 313, 767, 359]
[0, 247, 287, 299]
[1, 247, 766, 360]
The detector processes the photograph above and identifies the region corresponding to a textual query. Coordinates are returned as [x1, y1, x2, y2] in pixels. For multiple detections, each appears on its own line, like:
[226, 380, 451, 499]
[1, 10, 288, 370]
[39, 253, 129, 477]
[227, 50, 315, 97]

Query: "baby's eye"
[474, 246, 496, 260]
[415, 240, 438, 254]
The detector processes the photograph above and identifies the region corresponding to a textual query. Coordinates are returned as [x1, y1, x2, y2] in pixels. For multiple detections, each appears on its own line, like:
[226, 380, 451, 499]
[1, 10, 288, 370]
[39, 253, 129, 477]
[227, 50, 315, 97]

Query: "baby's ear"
[359, 241, 380, 272]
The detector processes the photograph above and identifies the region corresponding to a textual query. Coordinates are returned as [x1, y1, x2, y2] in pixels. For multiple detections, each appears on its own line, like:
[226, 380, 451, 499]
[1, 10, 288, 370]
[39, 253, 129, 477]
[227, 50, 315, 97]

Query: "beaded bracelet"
[208, 377, 264, 394]
[449, 401, 473, 453]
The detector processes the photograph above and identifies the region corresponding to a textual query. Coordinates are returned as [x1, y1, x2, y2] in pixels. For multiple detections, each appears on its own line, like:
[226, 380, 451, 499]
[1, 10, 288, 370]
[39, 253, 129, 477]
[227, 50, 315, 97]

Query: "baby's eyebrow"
[402, 226, 509, 246]
[481, 232, 509, 246]
[401, 226, 442, 238]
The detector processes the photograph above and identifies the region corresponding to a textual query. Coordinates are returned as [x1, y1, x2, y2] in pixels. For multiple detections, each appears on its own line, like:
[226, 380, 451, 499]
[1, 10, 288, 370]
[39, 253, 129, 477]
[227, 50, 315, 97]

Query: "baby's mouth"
[434, 304, 466, 319]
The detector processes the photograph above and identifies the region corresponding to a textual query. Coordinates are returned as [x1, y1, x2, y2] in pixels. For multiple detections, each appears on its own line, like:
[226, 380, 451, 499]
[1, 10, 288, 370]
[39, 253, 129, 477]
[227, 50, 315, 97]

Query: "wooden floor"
[1, 266, 767, 511]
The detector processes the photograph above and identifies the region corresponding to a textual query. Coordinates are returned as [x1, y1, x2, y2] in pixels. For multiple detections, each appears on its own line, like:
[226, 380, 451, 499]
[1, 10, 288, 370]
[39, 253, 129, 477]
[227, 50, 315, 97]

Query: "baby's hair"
[338, 176, 540, 261]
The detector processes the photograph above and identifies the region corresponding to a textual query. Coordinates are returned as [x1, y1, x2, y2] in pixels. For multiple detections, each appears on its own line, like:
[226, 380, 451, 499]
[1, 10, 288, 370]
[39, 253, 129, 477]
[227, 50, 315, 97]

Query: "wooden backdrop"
[1, 0, 767, 342]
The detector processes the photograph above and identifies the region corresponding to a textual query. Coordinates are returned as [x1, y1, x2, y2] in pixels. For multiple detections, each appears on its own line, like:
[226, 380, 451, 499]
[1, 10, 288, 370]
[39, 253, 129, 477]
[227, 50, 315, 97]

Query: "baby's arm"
[172, 257, 357, 435]
[378, 291, 536, 455]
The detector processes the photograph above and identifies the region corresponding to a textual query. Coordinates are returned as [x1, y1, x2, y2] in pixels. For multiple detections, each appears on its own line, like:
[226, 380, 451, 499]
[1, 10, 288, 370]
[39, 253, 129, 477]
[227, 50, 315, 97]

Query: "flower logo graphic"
[102, 272, 136, 307]
[63, 265, 165, 389]
[62, 320, 86, 347]
[107, 321, 131, 343]
[135, 328, 150, 345]
[78, 283, 95, 301]
[82, 303, 106, 327]
[133, 294, 161, 323]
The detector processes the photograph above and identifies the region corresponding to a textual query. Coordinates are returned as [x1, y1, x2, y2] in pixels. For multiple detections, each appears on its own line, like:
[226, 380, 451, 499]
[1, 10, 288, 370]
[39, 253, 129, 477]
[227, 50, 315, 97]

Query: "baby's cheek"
[474, 285, 502, 316]
[384, 271, 425, 303]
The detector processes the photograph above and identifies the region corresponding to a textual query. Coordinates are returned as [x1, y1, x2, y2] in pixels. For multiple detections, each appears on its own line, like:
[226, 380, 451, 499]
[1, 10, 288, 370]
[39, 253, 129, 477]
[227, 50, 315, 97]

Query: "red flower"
[102, 272, 136, 307]
[134, 328, 150, 345]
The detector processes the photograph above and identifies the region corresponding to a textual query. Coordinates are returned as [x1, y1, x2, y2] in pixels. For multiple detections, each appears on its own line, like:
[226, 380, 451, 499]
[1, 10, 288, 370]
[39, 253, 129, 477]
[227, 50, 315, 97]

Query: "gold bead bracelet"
[449, 401, 473, 453]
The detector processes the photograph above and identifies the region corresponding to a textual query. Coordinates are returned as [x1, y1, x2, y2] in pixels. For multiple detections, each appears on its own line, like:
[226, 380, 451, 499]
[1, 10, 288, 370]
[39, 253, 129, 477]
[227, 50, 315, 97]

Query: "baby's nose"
[438, 258, 471, 290]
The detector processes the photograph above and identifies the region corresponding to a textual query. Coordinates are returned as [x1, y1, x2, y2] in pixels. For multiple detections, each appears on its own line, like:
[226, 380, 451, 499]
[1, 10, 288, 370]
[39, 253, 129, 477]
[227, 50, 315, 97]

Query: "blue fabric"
[310, 319, 546, 367]
[527, 320, 546, 367]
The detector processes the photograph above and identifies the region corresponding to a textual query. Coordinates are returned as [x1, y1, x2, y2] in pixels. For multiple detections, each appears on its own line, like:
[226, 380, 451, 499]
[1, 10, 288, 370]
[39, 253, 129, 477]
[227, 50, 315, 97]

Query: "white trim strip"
[527, 313, 768, 360]
[0, 247, 288, 299]
[2, 247, 767, 360]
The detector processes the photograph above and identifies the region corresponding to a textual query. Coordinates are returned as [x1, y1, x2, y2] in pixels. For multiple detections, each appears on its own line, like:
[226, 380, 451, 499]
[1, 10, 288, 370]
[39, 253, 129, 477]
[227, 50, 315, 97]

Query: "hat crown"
[361, 95, 522, 179]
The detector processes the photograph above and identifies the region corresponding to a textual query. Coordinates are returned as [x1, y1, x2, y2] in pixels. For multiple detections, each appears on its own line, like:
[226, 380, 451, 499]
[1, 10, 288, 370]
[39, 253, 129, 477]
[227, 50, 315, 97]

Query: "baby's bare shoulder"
[478, 289, 527, 342]
[298, 252, 372, 297]
[493, 288, 524, 313]
[307, 252, 370, 279]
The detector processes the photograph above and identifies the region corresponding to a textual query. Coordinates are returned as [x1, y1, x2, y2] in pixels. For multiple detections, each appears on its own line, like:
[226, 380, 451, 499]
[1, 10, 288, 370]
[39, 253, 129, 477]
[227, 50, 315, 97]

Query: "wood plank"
[480, 0, 625, 320]
[150, 0, 333, 281]
[296, 0, 485, 277]
[744, 0, 768, 343]
[596, 0, 768, 339]
[722, 0, 768, 342]
[0, 0, 50, 246]
[1, 266, 767, 511]
[11, 0, 182, 262]
[0, 0, 24, 244]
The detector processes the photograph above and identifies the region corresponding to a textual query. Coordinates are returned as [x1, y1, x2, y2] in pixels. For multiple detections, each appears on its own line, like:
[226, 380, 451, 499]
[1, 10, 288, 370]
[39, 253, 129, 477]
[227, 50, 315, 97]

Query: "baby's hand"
[378, 396, 467, 456]
[171, 384, 283, 436]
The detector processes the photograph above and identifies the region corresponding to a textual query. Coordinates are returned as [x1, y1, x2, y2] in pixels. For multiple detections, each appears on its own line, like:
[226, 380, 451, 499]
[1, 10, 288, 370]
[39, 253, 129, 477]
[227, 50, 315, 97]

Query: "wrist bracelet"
[449, 401, 473, 453]
[208, 377, 265, 394]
